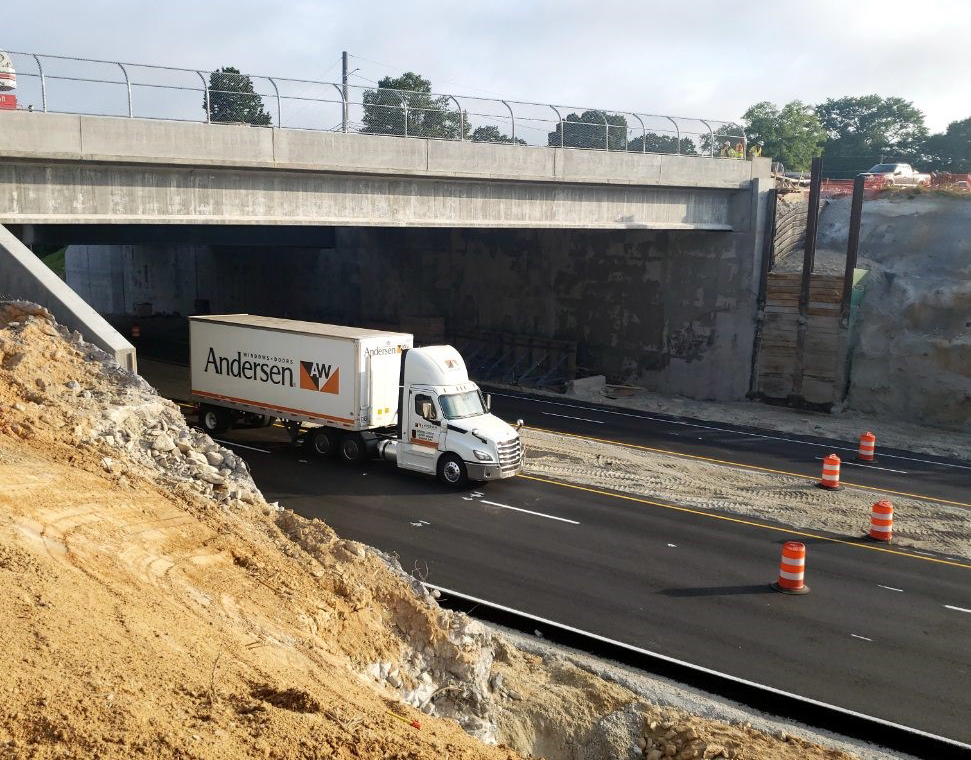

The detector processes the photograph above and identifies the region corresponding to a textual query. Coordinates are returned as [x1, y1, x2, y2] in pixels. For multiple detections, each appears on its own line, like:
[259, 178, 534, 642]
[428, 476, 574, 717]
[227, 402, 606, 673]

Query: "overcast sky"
[5, 0, 969, 132]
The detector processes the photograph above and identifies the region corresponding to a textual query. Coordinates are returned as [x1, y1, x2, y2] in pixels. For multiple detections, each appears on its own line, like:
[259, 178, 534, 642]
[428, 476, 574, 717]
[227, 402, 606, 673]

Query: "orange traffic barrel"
[772, 541, 810, 594]
[858, 432, 876, 462]
[869, 500, 893, 542]
[818, 454, 842, 490]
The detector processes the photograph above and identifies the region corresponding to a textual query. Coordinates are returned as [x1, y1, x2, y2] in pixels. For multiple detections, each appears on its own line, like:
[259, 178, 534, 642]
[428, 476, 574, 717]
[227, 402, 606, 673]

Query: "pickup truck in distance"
[862, 163, 931, 187]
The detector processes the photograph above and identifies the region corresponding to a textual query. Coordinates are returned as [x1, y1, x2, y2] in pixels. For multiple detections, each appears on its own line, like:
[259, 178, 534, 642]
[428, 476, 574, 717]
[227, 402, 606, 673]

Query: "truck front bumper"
[466, 460, 522, 481]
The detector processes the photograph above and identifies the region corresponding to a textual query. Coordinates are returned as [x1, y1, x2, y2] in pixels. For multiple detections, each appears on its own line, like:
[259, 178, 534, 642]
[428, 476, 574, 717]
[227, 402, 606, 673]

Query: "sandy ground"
[0, 302, 875, 760]
[491, 625, 918, 760]
[522, 429, 971, 562]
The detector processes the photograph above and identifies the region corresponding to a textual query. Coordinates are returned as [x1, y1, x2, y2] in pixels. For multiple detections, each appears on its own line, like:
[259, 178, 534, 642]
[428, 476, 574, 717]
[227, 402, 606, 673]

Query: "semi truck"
[189, 314, 523, 487]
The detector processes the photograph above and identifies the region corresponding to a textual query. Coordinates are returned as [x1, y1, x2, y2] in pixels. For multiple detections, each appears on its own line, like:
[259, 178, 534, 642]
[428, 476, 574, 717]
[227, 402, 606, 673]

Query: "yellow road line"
[521, 474, 971, 571]
[525, 426, 971, 510]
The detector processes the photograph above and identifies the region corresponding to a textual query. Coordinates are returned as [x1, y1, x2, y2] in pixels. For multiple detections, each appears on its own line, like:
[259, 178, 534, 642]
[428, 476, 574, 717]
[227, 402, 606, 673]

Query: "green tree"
[815, 95, 927, 176]
[470, 125, 526, 145]
[742, 100, 825, 170]
[923, 116, 971, 171]
[205, 67, 271, 125]
[626, 132, 697, 155]
[547, 110, 628, 150]
[360, 72, 465, 139]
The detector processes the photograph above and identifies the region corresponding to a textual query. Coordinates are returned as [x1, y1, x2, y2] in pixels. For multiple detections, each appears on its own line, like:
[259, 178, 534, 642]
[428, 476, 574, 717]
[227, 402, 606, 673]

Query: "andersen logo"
[299, 361, 340, 395]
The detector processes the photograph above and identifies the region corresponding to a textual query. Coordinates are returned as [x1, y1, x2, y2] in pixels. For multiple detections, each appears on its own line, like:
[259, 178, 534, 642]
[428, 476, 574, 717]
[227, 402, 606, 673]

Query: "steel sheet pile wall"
[757, 272, 846, 406]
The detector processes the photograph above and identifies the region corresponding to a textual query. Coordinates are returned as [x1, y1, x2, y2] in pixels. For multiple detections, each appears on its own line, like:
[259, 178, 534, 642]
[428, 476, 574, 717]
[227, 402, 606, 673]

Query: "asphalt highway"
[484, 387, 971, 508]
[145, 358, 971, 744]
[202, 422, 971, 745]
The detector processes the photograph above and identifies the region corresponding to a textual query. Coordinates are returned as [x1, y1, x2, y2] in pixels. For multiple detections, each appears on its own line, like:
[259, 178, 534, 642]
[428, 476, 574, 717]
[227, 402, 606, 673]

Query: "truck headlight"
[473, 450, 494, 462]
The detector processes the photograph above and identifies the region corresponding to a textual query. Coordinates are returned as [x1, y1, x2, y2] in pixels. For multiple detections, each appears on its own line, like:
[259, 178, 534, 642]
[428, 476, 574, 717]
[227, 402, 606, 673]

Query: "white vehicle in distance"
[862, 163, 931, 187]
[189, 315, 523, 487]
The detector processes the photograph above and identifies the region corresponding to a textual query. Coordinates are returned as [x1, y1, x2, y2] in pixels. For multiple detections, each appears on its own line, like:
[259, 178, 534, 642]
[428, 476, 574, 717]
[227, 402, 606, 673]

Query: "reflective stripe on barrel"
[819, 454, 841, 489]
[869, 500, 893, 541]
[858, 431, 876, 461]
[777, 541, 806, 590]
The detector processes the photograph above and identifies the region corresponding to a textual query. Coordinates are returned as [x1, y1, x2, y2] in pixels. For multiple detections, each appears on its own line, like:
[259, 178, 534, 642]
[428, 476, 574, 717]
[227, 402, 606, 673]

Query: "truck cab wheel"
[437, 453, 469, 488]
[339, 433, 367, 464]
[307, 427, 338, 458]
[199, 404, 233, 435]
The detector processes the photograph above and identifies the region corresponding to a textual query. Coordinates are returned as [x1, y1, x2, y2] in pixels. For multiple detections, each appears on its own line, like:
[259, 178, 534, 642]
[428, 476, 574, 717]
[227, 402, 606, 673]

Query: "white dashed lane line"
[477, 499, 579, 525]
[851, 634, 873, 642]
[540, 412, 605, 424]
[945, 605, 971, 614]
[878, 585, 904, 592]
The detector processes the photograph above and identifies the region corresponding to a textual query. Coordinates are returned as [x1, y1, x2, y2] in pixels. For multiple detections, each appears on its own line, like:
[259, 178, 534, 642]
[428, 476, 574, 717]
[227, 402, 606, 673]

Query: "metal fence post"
[267, 77, 282, 127]
[548, 105, 563, 147]
[700, 119, 714, 156]
[665, 116, 680, 154]
[500, 100, 514, 143]
[117, 62, 133, 117]
[196, 71, 210, 123]
[630, 112, 645, 153]
[32, 54, 48, 112]
[448, 95, 463, 139]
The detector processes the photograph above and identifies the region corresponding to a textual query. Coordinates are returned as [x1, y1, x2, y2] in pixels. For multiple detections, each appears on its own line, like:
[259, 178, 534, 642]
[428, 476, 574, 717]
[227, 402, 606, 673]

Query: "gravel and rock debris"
[0, 300, 886, 759]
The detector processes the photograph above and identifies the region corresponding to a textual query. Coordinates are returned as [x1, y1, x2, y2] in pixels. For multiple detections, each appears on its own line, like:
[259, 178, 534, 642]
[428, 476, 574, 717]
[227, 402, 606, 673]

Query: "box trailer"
[189, 315, 522, 486]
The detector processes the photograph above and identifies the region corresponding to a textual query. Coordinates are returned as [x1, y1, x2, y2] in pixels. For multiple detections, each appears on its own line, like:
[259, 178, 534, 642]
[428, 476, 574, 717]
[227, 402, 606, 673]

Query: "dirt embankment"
[0, 301, 874, 760]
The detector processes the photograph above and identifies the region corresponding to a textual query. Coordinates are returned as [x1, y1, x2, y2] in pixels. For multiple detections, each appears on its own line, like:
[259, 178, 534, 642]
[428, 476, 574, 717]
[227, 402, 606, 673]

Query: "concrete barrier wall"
[0, 111, 770, 189]
[0, 224, 136, 371]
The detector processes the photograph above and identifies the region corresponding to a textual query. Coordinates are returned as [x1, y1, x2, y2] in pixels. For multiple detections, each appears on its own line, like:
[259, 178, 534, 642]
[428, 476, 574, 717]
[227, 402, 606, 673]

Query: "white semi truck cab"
[189, 315, 522, 487]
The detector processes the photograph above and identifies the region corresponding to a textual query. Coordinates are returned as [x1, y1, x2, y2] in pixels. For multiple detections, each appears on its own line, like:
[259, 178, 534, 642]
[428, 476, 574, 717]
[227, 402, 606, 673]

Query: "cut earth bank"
[0, 302, 913, 760]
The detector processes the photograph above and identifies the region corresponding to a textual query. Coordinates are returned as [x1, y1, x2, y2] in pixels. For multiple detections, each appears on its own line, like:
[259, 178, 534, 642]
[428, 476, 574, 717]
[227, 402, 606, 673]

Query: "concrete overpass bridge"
[0, 109, 772, 401]
[0, 111, 769, 231]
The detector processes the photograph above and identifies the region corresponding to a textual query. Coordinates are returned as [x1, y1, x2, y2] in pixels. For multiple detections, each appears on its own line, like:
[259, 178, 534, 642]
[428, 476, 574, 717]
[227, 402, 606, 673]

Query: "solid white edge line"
[478, 499, 579, 525]
[540, 411, 605, 424]
[492, 391, 971, 471]
[423, 582, 971, 751]
[944, 605, 971, 614]
[212, 439, 272, 454]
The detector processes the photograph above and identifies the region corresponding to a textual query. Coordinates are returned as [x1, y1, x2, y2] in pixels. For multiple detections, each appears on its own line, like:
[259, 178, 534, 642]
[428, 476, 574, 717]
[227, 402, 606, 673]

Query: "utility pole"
[341, 51, 349, 133]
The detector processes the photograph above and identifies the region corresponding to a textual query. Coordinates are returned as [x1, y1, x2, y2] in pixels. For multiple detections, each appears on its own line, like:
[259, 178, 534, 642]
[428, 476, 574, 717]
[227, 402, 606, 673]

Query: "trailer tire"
[254, 414, 276, 428]
[307, 427, 338, 458]
[339, 433, 367, 464]
[437, 453, 469, 488]
[199, 404, 233, 435]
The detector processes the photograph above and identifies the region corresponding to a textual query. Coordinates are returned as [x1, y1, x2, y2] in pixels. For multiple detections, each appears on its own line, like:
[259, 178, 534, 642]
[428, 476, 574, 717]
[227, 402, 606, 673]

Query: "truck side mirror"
[420, 401, 435, 420]
[485, 394, 492, 411]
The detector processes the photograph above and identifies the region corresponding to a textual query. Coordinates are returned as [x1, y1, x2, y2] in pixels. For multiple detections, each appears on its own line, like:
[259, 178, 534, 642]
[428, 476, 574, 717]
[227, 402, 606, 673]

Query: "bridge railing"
[4, 51, 746, 158]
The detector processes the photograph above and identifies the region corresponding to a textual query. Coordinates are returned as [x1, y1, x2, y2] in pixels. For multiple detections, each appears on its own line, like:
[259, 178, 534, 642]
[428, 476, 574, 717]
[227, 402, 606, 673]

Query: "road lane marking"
[667, 543, 677, 548]
[494, 391, 971, 471]
[424, 582, 971, 754]
[478, 499, 579, 525]
[851, 634, 873, 642]
[525, 426, 971, 509]
[878, 585, 904, 592]
[541, 412, 605, 424]
[213, 439, 271, 454]
[520, 474, 971, 571]
[945, 605, 971, 614]
[816, 457, 908, 475]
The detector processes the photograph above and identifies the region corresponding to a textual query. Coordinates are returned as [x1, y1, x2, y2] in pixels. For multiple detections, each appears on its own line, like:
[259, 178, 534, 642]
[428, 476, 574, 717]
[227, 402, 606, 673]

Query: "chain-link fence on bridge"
[4, 51, 747, 158]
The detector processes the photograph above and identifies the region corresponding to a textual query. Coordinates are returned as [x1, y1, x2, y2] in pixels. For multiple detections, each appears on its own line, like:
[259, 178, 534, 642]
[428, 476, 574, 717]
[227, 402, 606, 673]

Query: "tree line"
[204, 67, 970, 174]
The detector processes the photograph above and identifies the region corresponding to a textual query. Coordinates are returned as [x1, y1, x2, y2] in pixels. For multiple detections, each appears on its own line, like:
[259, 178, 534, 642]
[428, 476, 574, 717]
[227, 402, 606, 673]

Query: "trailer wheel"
[437, 453, 469, 488]
[307, 427, 338, 458]
[339, 432, 367, 464]
[251, 414, 276, 428]
[199, 404, 233, 435]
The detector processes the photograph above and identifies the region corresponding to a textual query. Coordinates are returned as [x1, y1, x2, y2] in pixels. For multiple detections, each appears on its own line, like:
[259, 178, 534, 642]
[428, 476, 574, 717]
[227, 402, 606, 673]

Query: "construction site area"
[1, 36, 971, 760]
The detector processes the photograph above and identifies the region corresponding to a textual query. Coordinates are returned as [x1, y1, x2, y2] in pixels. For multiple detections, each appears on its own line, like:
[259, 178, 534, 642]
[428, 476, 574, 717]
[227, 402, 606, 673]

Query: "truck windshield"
[440, 390, 486, 420]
